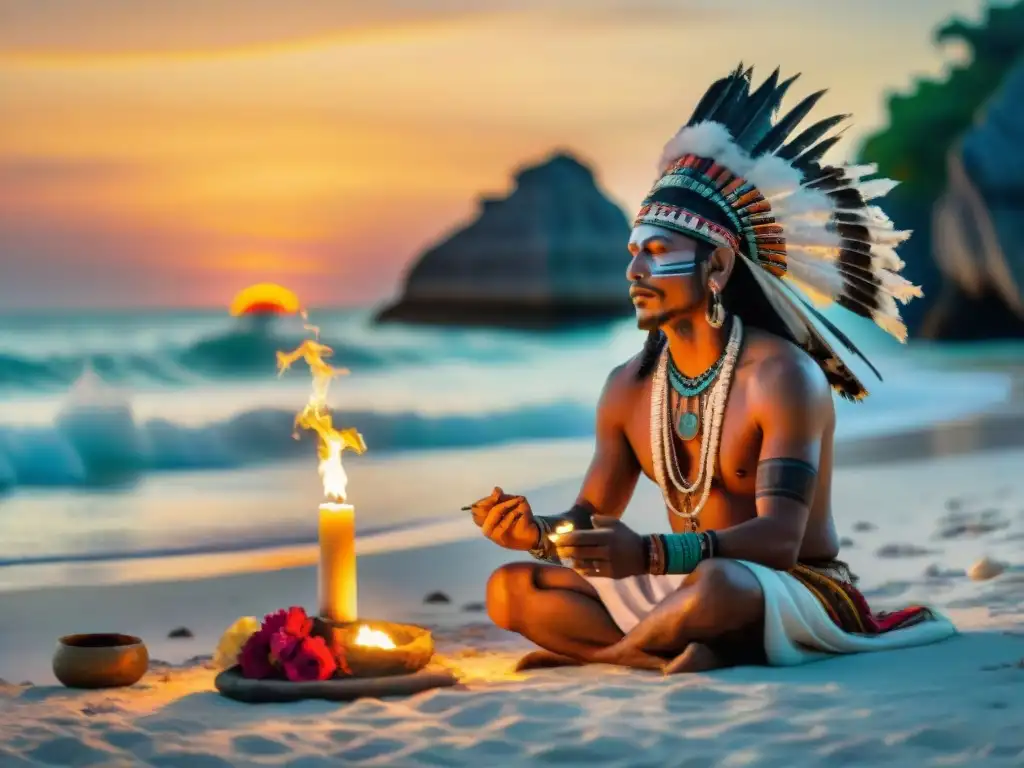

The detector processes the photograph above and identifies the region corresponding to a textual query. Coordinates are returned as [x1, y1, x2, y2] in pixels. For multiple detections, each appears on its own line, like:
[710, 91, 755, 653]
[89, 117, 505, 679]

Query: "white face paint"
[628, 224, 702, 278]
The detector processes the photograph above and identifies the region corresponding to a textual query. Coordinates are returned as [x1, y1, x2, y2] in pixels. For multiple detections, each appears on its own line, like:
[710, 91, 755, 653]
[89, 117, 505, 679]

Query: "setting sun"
[228, 282, 301, 316]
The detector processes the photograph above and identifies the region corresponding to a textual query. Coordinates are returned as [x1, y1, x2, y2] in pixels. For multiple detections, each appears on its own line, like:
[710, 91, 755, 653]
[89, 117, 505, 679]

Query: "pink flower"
[269, 628, 301, 664]
[282, 636, 337, 682]
[238, 633, 276, 679]
[238, 606, 318, 680]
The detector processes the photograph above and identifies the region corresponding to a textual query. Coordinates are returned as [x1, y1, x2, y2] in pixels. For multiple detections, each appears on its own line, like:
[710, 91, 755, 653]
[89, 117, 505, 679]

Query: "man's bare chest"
[623, 385, 761, 497]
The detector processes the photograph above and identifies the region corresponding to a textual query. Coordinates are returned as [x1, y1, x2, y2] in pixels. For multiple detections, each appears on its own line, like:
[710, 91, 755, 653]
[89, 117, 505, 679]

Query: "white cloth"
[585, 560, 957, 666]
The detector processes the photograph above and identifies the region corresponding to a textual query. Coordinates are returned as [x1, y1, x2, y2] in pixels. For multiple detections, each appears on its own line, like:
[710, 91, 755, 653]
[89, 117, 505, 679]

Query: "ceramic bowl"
[52, 633, 149, 689]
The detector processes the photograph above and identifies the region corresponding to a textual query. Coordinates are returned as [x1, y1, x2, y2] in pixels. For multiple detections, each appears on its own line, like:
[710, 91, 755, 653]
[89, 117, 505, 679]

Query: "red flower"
[283, 636, 337, 682]
[238, 633, 275, 679]
[238, 606, 318, 680]
[282, 606, 313, 639]
[260, 609, 289, 637]
[269, 628, 301, 664]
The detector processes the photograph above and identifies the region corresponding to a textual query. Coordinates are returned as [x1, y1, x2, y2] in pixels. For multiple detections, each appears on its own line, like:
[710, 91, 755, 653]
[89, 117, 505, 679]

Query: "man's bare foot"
[663, 642, 726, 675]
[514, 650, 584, 671]
[589, 641, 665, 671]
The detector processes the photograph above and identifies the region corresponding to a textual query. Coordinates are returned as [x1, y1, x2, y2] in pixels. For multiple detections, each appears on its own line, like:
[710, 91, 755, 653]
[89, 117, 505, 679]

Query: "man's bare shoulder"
[740, 328, 833, 417]
[598, 356, 647, 416]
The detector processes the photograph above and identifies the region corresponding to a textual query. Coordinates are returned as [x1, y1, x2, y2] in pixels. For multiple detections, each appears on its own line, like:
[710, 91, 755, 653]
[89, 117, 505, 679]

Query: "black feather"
[732, 68, 784, 150]
[792, 134, 843, 173]
[803, 165, 845, 189]
[710, 70, 753, 127]
[826, 187, 866, 209]
[752, 89, 828, 156]
[776, 114, 848, 161]
[688, 62, 745, 126]
[782, 282, 883, 381]
[688, 78, 732, 126]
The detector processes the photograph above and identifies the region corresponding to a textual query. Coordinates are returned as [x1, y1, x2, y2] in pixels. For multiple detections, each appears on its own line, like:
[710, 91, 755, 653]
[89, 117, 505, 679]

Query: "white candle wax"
[318, 502, 357, 622]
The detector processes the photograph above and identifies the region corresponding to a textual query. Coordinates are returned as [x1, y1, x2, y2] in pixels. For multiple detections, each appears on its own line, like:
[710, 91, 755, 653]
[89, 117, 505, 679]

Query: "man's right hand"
[468, 486, 542, 551]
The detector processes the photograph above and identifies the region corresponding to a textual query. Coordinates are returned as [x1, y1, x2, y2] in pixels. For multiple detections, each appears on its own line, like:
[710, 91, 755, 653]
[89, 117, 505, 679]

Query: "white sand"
[2, 447, 1024, 766]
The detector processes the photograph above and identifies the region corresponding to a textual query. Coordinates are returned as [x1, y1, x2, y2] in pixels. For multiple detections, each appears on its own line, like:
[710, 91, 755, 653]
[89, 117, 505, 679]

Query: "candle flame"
[353, 625, 397, 650]
[276, 310, 366, 502]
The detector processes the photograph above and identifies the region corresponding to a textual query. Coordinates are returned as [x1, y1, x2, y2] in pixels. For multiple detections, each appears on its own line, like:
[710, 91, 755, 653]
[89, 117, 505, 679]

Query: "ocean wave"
[0, 386, 593, 492]
[0, 333, 392, 391]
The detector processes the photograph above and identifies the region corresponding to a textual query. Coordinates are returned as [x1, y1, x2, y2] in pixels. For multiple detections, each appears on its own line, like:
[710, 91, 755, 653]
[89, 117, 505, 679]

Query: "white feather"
[745, 154, 804, 198]
[658, 122, 745, 176]
[841, 164, 879, 180]
[853, 178, 900, 201]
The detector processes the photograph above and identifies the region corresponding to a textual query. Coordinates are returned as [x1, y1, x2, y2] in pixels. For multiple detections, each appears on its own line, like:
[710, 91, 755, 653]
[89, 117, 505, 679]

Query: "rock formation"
[375, 152, 633, 328]
[924, 55, 1024, 340]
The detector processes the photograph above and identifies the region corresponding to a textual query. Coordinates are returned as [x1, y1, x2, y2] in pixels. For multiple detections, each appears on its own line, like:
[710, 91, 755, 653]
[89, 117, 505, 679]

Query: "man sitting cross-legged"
[468, 65, 955, 674]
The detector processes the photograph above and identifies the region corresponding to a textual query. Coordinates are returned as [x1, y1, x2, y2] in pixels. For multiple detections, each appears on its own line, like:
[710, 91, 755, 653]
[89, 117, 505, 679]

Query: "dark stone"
[876, 543, 938, 559]
[852, 521, 877, 532]
[376, 152, 633, 329]
[167, 627, 193, 639]
[925, 564, 966, 579]
[461, 602, 486, 613]
[423, 591, 451, 605]
[214, 666, 457, 704]
[838, 537, 855, 548]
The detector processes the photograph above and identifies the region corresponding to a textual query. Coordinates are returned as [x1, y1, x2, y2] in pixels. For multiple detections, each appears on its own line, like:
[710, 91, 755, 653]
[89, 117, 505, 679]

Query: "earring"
[706, 284, 725, 329]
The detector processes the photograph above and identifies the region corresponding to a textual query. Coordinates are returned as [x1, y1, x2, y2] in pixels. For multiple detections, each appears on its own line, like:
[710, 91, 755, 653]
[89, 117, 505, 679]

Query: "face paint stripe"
[650, 262, 700, 277]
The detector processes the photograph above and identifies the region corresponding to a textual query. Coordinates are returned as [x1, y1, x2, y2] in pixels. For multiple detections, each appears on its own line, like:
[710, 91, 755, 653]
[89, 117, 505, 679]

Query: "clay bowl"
[52, 633, 149, 689]
[313, 619, 434, 678]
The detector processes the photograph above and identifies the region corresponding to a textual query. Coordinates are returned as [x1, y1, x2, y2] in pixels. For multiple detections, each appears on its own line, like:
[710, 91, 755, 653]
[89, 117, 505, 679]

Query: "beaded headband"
[634, 64, 923, 401]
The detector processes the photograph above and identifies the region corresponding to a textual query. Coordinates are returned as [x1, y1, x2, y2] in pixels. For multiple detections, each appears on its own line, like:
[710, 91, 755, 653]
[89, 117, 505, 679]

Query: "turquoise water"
[0, 308, 1015, 584]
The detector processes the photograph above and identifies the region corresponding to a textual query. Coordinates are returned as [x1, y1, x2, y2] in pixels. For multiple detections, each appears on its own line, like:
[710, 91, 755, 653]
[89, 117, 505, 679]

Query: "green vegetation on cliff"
[859, 1, 1024, 199]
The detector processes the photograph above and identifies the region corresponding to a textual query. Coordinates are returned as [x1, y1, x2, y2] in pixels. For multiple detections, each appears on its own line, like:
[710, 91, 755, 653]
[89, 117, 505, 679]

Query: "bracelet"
[663, 532, 704, 574]
[528, 516, 559, 565]
[647, 534, 666, 575]
[705, 529, 719, 559]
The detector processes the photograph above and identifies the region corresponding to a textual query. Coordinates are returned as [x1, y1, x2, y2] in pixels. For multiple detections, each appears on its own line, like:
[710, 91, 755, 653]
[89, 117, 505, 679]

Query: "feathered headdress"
[636, 64, 922, 400]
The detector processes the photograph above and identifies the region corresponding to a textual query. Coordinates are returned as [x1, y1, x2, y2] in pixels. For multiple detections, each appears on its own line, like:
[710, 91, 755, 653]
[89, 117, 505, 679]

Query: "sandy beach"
[2, 413, 1024, 767]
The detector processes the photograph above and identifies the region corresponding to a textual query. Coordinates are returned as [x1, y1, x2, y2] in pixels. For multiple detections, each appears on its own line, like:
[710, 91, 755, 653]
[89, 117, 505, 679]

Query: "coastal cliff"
[924, 55, 1024, 340]
[375, 153, 632, 328]
[858, 2, 1024, 340]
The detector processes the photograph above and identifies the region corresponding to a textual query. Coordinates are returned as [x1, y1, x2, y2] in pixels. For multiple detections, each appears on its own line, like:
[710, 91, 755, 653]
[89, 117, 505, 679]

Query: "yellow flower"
[213, 616, 261, 669]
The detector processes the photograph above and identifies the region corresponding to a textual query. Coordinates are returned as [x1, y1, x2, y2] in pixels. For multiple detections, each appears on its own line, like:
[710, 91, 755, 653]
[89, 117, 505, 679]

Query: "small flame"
[276, 310, 366, 502]
[353, 625, 397, 650]
[548, 521, 574, 543]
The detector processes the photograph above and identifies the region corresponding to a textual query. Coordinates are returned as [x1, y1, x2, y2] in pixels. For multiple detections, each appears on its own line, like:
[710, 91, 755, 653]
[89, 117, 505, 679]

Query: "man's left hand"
[552, 515, 646, 579]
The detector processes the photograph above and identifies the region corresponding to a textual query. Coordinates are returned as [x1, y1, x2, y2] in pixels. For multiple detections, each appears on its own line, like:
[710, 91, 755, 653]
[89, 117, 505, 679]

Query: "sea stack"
[375, 152, 632, 328]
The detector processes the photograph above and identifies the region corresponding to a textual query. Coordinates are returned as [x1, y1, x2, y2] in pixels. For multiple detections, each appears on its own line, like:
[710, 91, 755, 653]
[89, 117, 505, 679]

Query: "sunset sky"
[0, 0, 1007, 310]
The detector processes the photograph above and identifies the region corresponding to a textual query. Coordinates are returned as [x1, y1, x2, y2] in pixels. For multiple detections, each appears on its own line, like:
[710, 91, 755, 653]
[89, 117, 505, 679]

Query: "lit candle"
[277, 325, 368, 626]
[318, 502, 358, 623]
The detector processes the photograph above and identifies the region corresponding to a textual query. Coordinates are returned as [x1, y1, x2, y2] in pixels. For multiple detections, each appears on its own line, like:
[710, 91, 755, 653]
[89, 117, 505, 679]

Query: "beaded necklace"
[667, 347, 726, 441]
[650, 316, 744, 531]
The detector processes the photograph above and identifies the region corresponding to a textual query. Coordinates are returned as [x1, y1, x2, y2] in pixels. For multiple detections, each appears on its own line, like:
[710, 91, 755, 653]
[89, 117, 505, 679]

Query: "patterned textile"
[789, 560, 936, 635]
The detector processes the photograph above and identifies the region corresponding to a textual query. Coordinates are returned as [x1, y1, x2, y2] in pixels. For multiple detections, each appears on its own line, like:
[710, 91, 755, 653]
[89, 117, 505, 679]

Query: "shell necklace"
[650, 316, 743, 531]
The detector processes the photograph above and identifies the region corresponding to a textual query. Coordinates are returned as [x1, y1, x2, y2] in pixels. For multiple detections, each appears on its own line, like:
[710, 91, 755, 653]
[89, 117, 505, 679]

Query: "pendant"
[677, 410, 699, 441]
